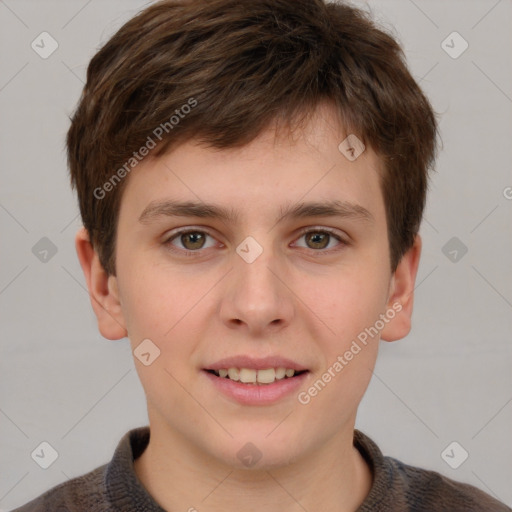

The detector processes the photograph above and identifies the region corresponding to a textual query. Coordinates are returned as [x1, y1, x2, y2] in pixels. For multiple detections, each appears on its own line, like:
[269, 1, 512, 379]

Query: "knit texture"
[13, 427, 511, 512]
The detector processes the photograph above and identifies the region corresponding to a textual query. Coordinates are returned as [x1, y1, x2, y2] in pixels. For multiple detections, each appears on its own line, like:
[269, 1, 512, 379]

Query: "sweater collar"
[106, 426, 166, 511]
[105, 426, 390, 511]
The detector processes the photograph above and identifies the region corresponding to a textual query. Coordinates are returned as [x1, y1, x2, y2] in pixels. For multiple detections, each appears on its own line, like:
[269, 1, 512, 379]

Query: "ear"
[74, 227, 127, 340]
[380, 234, 422, 342]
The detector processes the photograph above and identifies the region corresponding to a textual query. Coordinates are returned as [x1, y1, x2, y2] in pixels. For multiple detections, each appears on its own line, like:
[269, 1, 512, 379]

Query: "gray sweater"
[12, 427, 511, 511]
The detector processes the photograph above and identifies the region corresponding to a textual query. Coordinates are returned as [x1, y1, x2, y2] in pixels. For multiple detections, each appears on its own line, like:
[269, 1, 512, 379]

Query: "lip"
[203, 369, 309, 405]
[204, 355, 309, 372]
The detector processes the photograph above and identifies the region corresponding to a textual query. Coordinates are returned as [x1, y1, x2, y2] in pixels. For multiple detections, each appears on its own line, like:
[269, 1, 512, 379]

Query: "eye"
[163, 227, 347, 256]
[293, 228, 345, 252]
[164, 229, 218, 253]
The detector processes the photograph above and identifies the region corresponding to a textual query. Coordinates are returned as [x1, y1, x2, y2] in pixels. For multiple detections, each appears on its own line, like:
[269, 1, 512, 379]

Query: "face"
[79, 103, 419, 469]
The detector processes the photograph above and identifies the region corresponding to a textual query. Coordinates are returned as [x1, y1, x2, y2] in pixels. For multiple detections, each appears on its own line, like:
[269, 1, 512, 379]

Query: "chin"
[206, 432, 307, 471]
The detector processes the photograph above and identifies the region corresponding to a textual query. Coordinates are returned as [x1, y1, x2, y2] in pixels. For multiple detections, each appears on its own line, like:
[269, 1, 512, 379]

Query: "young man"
[14, 0, 511, 510]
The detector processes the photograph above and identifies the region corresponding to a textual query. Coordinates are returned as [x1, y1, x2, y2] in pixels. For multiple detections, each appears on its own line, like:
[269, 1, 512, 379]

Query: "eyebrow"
[138, 198, 374, 225]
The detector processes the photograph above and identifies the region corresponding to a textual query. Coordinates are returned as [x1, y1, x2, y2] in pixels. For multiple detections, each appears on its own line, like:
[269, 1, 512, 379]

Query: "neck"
[134, 420, 373, 512]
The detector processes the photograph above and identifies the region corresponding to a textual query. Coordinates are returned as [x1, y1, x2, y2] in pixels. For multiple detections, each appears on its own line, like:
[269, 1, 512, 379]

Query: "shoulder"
[388, 455, 511, 512]
[10, 427, 151, 512]
[10, 464, 109, 512]
[354, 430, 511, 512]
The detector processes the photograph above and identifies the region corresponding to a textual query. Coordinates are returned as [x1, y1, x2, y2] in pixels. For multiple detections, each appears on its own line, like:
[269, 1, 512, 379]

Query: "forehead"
[117, 103, 386, 227]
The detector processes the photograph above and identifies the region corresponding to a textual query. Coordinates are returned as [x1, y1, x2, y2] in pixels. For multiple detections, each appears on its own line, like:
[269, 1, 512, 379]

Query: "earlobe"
[74, 227, 128, 340]
[380, 235, 422, 342]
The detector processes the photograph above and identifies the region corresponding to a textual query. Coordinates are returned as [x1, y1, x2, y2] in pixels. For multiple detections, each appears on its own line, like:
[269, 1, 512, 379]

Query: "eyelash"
[163, 227, 348, 257]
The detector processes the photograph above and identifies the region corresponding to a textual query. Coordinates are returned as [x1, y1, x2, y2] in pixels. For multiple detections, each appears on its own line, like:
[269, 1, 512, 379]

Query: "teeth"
[213, 367, 300, 384]
[227, 368, 240, 381]
[275, 367, 286, 379]
[239, 368, 257, 383]
[257, 368, 276, 384]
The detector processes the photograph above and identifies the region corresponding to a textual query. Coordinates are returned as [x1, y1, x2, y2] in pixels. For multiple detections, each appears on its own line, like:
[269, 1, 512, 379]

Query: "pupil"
[180, 232, 330, 251]
[308, 232, 328, 249]
[183, 232, 204, 249]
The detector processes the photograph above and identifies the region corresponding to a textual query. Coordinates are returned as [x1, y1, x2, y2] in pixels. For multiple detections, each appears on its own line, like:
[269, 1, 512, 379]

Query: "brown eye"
[165, 229, 217, 253]
[180, 232, 206, 250]
[294, 229, 345, 252]
[304, 232, 331, 250]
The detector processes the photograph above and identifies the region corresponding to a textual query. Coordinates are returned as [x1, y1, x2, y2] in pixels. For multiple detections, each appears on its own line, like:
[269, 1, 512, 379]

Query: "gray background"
[1, 0, 511, 509]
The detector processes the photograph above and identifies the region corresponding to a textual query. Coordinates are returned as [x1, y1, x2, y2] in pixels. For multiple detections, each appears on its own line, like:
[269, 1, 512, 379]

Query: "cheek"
[298, 272, 387, 415]
[118, 263, 187, 343]
[308, 266, 389, 346]
[120, 270, 202, 392]
[119, 264, 215, 377]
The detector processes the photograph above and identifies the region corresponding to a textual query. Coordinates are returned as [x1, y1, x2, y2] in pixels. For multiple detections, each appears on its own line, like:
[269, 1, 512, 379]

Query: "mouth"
[204, 367, 309, 385]
[203, 367, 309, 405]
[202, 356, 310, 404]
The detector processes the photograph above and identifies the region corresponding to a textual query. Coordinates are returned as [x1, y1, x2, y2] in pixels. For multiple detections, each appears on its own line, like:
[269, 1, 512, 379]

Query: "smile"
[203, 368, 309, 405]
[207, 367, 306, 385]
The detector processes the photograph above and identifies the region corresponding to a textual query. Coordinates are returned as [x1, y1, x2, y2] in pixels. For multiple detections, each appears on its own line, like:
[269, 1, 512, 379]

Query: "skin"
[75, 103, 421, 512]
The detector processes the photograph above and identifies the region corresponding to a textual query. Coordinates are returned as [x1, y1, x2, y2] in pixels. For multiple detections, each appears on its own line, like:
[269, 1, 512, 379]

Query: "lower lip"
[203, 370, 309, 405]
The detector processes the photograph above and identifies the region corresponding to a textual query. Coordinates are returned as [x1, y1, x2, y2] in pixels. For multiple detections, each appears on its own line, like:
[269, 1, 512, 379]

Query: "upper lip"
[204, 356, 309, 372]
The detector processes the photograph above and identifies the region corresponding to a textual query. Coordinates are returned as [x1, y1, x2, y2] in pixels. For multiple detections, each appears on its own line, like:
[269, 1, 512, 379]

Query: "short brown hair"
[67, 0, 438, 275]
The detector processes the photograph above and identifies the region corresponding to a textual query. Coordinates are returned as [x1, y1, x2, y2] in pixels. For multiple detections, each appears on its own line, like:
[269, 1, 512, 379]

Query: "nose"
[219, 241, 294, 336]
